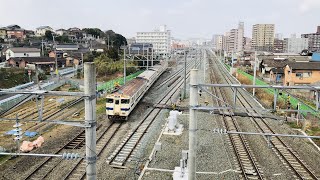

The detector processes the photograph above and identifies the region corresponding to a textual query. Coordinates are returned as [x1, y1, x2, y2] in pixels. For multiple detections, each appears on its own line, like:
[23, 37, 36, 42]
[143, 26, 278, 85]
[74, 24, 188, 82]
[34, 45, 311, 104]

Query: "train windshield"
[106, 98, 114, 103]
[115, 100, 120, 105]
[121, 99, 130, 104]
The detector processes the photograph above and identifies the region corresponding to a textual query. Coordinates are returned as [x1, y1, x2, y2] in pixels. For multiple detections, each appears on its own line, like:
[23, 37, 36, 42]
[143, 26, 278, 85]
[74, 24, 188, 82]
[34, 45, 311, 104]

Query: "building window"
[296, 72, 303, 78]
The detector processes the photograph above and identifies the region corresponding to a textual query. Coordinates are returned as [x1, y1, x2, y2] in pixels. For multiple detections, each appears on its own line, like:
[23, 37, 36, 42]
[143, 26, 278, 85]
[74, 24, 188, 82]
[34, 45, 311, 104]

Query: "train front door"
[114, 98, 121, 115]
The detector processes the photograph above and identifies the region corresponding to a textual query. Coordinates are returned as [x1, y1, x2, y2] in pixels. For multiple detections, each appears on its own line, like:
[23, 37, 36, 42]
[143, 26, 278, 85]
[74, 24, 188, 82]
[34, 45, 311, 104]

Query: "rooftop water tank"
[311, 53, 320, 61]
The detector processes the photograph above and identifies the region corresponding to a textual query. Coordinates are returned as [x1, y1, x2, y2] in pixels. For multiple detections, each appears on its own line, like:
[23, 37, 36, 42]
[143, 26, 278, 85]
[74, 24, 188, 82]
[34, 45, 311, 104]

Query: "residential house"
[5, 48, 41, 60]
[55, 29, 68, 36]
[7, 57, 66, 69]
[68, 27, 83, 39]
[49, 51, 64, 59]
[284, 62, 320, 86]
[260, 58, 289, 77]
[270, 68, 284, 84]
[36, 26, 54, 36]
[6, 28, 25, 39]
[0, 28, 7, 39]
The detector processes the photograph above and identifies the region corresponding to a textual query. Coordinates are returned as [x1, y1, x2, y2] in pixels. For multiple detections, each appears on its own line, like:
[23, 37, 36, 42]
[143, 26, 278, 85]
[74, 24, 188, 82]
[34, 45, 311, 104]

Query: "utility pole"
[41, 39, 44, 57]
[84, 62, 97, 180]
[151, 47, 154, 67]
[183, 50, 187, 99]
[124, 46, 126, 84]
[203, 50, 206, 83]
[107, 35, 110, 50]
[52, 35, 58, 76]
[253, 51, 257, 96]
[189, 69, 199, 180]
[147, 47, 149, 70]
[81, 53, 84, 74]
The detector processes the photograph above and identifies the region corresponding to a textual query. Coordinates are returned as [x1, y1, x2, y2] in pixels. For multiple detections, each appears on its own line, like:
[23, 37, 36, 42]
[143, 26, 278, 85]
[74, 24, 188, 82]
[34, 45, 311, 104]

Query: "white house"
[36, 26, 54, 36]
[55, 29, 68, 36]
[5, 48, 41, 60]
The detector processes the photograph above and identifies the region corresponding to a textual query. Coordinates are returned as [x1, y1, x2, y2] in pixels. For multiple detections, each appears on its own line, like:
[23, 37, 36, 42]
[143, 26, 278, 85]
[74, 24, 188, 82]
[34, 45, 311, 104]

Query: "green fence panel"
[97, 70, 143, 92]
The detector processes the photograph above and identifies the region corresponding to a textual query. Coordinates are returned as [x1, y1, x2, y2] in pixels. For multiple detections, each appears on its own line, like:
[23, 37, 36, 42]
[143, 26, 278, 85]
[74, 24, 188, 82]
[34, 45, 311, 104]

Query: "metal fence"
[0, 80, 66, 113]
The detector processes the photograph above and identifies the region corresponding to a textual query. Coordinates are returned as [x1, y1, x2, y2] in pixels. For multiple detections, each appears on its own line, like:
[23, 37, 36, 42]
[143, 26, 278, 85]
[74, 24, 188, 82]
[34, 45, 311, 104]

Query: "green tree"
[55, 35, 71, 43]
[83, 28, 105, 38]
[44, 30, 53, 41]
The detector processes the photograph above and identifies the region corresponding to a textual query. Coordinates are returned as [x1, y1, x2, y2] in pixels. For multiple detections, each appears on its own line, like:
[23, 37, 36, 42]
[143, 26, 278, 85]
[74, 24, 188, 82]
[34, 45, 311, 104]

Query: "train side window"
[121, 99, 130, 104]
[115, 100, 119, 105]
[106, 98, 113, 103]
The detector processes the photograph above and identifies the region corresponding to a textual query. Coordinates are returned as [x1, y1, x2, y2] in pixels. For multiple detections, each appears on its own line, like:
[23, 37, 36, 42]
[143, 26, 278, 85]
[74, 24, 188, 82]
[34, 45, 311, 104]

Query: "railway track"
[107, 57, 199, 168]
[23, 123, 103, 180]
[208, 53, 264, 179]
[63, 122, 122, 180]
[211, 51, 319, 179]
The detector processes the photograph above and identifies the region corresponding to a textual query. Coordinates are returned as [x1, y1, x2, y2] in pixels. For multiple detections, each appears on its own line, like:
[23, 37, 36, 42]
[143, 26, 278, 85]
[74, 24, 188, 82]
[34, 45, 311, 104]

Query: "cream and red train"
[106, 62, 167, 121]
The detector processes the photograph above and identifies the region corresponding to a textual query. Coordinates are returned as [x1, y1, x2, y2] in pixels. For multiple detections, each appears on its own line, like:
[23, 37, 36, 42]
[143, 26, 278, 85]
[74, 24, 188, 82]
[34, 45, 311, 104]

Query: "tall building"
[243, 37, 252, 51]
[213, 35, 225, 50]
[283, 37, 308, 53]
[136, 25, 171, 56]
[225, 22, 244, 52]
[301, 26, 320, 52]
[251, 24, 275, 51]
[273, 39, 284, 53]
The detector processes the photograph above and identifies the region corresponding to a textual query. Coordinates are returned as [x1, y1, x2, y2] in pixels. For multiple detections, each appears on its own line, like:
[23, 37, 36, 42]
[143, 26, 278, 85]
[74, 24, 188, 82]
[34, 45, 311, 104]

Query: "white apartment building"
[225, 22, 244, 52]
[214, 35, 225, 50]
[136, 25, 171, 55]
[35, 26, 54, 36]
[252, 24, 275, 51]
[283, 37, 308, 53]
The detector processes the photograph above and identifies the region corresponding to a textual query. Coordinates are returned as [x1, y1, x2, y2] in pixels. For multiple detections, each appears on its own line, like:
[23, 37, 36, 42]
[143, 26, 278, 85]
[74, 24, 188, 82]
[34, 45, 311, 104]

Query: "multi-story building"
[251, 24, 275, 51]
[136, 25, 171, 56]
[274, 39, 284, 53]
[301, 26, 320, 52]
[243, 37, 252, 51]
[225, 22, 244, 52]
[213, 35, 225, 51]
[35, 26, 54, 36]
[283, 37, 308, 53]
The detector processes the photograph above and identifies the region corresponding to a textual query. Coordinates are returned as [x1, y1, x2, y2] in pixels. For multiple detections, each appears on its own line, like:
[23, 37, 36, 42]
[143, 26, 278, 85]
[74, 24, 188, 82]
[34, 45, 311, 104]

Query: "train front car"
[106, 78, 147, 121]
[106, 62, 167, 121]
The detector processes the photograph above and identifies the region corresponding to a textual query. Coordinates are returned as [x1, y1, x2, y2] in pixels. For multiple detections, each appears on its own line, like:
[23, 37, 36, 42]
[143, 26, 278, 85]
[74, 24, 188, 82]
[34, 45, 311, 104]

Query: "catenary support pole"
[124, 47, 126, 85]
[189, 69, 199, 180]
[84, 63, 97, 180]
[203, 50, 206, 83]
[233, 88, 237, 108]
[274, 89, 278, 111]
[147, 48, 149, 70]
[183, 50, 187, 99]
[253, 51, 257, 96]
[316, 91, 319, 110]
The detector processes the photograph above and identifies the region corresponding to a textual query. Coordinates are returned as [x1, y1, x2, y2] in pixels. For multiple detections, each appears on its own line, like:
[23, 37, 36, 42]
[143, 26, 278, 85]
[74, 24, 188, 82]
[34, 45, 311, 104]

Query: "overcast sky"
[0, 0, 319, 39]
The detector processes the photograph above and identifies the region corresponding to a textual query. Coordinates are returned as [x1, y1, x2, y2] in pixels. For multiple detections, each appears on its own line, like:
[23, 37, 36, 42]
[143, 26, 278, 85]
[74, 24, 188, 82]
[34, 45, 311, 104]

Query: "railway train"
[106, 62, 167, 121]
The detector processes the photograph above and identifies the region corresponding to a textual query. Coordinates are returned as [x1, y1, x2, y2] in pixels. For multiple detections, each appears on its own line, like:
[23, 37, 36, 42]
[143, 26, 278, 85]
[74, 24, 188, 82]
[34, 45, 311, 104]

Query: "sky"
[0, 0, 319, 39]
